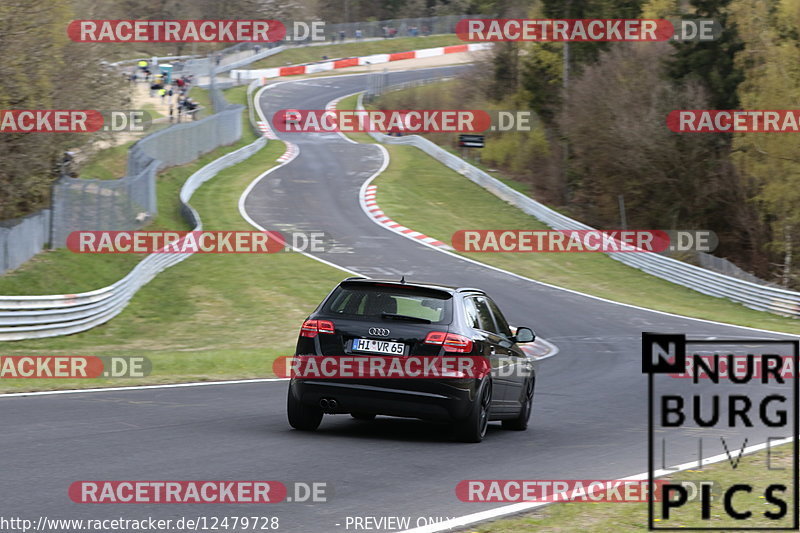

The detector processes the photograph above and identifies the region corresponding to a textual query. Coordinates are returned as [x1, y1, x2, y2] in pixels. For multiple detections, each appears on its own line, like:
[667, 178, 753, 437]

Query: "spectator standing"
[187, 99, 199, 120]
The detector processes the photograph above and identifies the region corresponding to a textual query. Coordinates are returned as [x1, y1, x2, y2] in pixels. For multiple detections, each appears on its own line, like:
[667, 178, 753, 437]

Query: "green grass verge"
[189, 86, 211, 118]
[224, 85, 249, 107]
[141, 102, 164, 119]
[250, 35, 463, 69]
[371, 143, 800, 334]
[458, 443, 795, 532]
[367, 81, 539, 197]
[336, 93, 376, 144]
[78, 141, 135, 181]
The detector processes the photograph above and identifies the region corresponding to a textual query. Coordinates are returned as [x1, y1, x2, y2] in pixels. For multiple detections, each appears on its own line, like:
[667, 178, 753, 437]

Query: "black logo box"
[642, 333, 799, 530]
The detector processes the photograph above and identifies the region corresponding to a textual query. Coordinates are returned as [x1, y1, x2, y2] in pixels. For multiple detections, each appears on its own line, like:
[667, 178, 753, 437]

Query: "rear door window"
[486, 298, 513, 338]
[470, 296, 499, 334]
[463, 297, 481, 329]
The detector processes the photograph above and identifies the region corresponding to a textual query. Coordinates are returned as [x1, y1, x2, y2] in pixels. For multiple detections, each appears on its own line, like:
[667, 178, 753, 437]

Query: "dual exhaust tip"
[319, 398, 338, 410]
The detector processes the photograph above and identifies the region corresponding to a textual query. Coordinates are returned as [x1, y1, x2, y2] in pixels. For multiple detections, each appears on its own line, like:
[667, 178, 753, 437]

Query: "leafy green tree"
[519, 0, 647, 122]
[0, 0, 127, 219]
[667, 0, 745, 110]
[729, 0, 800, 285]
[519, 43, 563, 122]
[558, 41, 763, 269]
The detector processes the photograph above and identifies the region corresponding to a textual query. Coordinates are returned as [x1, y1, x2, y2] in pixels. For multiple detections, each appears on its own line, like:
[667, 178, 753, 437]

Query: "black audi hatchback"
[286, 277, 537, 442]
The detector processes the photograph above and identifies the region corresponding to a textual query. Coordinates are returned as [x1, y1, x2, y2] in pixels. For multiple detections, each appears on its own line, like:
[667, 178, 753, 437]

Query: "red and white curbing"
[277, 142, 298, 162]
[256, 120, 276, 139]
[257, 120, 298, 162]
[328, 95, 452, 250]
[363, 185, 450, 249]
[232, 42, 492, 82]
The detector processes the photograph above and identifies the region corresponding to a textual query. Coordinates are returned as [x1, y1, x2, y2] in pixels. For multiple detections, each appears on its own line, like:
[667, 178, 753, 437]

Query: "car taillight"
[300, 319, 335, 338]
[424, 331, 473, 353]
[317, 320, 335, 334]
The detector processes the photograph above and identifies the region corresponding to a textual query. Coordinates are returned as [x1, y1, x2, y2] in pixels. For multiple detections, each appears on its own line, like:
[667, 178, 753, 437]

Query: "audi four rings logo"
[369, 328, 390, 336]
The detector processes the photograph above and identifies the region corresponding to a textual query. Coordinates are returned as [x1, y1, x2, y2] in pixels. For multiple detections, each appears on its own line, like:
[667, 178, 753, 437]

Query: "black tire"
[350, 412, 376, 421]
[456, 380, 491, 443]
[287, 386, 323, 431]
[503, 378, 534, 431]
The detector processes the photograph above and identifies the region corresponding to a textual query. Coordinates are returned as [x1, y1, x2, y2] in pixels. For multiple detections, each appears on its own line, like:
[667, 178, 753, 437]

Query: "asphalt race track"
[1, 67, 795, 533]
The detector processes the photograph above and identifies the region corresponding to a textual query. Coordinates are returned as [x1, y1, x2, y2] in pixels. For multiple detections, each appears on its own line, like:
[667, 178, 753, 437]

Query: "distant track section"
[231, 43, 491, 81]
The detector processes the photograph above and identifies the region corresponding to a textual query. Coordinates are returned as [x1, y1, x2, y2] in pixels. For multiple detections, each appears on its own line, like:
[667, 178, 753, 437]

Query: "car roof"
[340, 277, 485, 296]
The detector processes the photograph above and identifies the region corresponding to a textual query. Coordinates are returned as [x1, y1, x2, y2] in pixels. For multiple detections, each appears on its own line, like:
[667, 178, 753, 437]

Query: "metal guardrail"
[358, 94, 800, 318]
[246, 78, 262, 135]
[218, 46, 285, 74]
[0, 120, 267, 341]
[186, 45, 286, 80]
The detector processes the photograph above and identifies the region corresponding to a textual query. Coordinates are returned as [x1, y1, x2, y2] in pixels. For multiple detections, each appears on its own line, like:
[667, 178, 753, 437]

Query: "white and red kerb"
[363, 185, 449, 249]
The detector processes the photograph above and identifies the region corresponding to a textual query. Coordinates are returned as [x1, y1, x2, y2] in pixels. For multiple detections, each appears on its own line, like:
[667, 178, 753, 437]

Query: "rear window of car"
[321, 284, 453, 324]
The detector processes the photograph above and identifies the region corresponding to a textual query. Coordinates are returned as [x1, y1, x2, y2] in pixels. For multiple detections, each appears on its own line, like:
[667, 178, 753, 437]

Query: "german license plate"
[352, 338, 405, 355]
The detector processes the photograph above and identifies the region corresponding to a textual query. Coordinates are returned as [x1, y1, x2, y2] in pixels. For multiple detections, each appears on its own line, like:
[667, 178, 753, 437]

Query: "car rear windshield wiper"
[380, 312, 431, 324]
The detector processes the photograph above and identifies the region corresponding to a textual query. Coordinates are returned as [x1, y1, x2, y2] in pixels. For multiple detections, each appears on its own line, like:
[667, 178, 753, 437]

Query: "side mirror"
[514, 327, 536, 344]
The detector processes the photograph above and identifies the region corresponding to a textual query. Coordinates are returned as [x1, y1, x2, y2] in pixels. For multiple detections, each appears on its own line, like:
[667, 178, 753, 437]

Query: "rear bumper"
[290, 378, 478, 421]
